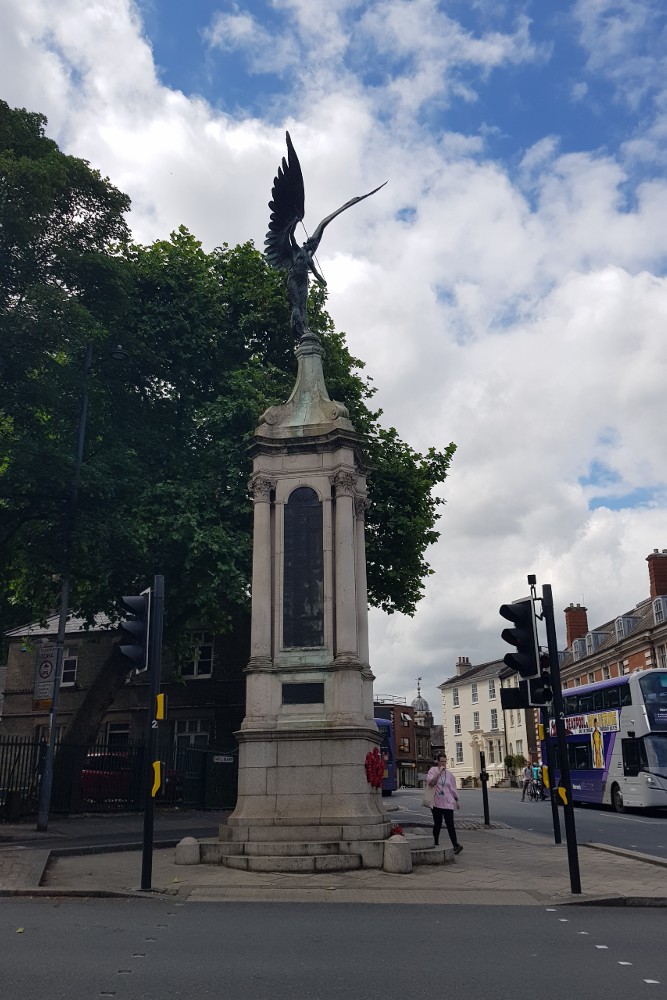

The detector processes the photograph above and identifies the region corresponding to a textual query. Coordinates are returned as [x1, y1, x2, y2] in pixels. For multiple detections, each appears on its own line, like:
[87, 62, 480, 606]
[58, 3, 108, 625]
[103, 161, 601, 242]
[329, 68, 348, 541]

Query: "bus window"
[562, 695, 576, 716]
[620, 685, 632, 707]
[578, 693, 594, 712]
[567, 741, 593, 770]
[593, 690, 604, 711]
[603, 687, 621, 710]
[643, 735, 667, 777]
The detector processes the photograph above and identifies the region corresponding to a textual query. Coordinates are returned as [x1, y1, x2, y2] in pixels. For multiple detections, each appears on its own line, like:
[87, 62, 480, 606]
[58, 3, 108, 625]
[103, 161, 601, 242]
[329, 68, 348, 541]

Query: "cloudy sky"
[3, 0, 667, 719]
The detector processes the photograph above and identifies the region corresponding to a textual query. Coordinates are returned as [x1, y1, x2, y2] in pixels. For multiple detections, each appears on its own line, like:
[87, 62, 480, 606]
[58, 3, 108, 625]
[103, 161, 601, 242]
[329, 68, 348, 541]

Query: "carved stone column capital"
[330, 471, 358, 498]
[354, 495, 369, 518]
[249, 475, 276, 501]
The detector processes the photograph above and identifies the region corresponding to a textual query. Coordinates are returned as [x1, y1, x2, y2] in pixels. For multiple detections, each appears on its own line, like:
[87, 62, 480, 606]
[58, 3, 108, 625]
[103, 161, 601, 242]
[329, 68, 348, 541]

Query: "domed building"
[411, 678, 433, 728]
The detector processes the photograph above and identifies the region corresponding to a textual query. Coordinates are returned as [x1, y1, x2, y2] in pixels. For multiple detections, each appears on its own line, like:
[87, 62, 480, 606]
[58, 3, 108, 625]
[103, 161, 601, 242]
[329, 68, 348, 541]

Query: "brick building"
[559, 549, 667, 689]
[373, 696, 417, 787]
[1, 614, 247, 752]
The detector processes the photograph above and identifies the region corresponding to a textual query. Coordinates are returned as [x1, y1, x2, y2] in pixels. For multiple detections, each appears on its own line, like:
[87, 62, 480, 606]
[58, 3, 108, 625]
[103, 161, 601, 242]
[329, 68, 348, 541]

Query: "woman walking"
[427, 753, 463, 854]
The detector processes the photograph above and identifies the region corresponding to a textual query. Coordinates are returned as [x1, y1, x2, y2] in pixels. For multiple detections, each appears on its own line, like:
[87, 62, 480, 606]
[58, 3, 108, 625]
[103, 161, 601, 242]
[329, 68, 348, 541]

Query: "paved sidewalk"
[2, 817, 667, 906]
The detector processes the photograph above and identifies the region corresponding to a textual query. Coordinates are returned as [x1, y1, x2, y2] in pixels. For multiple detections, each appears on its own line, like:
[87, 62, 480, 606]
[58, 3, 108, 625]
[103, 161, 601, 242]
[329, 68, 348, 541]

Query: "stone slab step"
[223, 853, 362, 873]
[412, 847, 455, 865]
[202, 839, 345, 861]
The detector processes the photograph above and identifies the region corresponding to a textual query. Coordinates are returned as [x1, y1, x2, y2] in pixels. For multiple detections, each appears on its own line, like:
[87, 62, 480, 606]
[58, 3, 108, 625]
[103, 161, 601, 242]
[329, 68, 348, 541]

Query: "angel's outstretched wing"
[264, 132, 305, 270]
[308, 181, 387, 249]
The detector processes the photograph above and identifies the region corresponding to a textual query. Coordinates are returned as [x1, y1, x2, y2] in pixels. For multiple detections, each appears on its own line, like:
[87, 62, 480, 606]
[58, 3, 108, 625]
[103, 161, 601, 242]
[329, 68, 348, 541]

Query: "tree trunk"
[62, 642, 134, 747]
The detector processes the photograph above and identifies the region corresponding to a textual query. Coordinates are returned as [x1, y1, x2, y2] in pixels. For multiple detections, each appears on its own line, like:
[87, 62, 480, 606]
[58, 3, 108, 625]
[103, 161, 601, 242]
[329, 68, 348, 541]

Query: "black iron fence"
[0, 736, 239, 821]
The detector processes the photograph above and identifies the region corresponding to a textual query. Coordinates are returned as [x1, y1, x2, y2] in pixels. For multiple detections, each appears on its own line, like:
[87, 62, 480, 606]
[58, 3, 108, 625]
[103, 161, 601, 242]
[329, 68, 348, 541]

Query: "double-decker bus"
[543, 667, 667, 812]
[374, 717, 397, 796]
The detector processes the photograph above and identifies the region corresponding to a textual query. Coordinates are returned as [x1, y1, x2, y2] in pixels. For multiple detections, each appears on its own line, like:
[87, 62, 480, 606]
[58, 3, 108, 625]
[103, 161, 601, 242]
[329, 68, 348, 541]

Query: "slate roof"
[5, 613, 114, 638]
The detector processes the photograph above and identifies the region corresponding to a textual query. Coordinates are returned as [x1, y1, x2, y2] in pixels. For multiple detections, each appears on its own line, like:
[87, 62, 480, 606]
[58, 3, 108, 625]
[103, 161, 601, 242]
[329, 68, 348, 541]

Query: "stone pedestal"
[227, 334, 389, 847]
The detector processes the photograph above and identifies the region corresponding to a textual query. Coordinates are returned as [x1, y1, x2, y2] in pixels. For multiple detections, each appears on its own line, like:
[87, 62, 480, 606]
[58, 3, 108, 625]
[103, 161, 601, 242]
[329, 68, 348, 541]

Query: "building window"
[490, 709, 498, 730]
[61, 650, 77, 687]
[471, 683, 478, 704]
[399, 738, 410, 753]
[487, 740, 495, 764]
[572, 639, 586, 662]
[602, 665, 611, 679]
[400, 713, 411, 726]
[574, 677, 581, 687]
[516, 739, 523, 755]
[654, 598, 667, 625]
[588, 672, 595, 684]
[488, 679, 496, 700]
[509, 710, 514, 727]
[454, 714, 461, 735]
[174, 719, 210, 749]
[455, 742, 464, 764]
[497, 740, 502, 761]
[473, 711, 480, 730]
[107, 723, 130, 746]
[180, 632, 213, 678]
[657, 645, 667, 670]
[452, 687, 459, 707]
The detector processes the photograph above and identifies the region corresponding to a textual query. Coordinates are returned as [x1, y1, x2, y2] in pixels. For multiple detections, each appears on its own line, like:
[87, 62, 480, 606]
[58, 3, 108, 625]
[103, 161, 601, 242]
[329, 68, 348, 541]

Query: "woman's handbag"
[422, 782, 435, 808]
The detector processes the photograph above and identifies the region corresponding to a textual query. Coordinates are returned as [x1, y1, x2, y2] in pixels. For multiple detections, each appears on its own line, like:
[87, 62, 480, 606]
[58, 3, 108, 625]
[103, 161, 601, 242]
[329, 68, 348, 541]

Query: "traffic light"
[499, 597, 539, 678]
[527, 653, 553, 706]
[119, 590, 151, 671]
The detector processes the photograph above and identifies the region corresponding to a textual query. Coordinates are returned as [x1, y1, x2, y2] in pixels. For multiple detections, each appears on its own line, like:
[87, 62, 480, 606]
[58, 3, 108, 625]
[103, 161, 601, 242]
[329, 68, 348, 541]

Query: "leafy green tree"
[0, 102, 455, 745]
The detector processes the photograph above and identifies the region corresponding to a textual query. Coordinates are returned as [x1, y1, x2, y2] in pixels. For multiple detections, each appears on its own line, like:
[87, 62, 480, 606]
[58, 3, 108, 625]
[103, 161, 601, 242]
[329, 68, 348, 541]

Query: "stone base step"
[412, 847, 455, 865]
[200, 839, 346, 862]
[223, 853, 362, 873]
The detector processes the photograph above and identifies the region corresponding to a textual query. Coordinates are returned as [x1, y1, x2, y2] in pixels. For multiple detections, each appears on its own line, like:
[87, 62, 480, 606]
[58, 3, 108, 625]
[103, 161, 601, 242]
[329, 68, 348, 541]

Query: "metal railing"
[0, 736, 239, 820]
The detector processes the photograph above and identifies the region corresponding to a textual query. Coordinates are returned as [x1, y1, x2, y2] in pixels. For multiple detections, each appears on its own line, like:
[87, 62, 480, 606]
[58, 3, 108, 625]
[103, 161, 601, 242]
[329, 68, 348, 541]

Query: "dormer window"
[572, 638, 586, 662]
[654, 597, 667, 626]
[616, 616, 638, 641]
[585, 631, 609, 655]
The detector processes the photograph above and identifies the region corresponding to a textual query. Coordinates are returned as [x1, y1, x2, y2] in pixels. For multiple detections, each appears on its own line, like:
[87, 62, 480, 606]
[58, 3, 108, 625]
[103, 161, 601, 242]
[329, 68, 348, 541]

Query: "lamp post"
[36, 342, 127, 831]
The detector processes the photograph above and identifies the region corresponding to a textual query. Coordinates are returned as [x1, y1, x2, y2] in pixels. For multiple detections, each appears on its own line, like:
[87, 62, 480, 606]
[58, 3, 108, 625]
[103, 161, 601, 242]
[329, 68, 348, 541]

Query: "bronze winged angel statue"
[265, 132, 386, 341]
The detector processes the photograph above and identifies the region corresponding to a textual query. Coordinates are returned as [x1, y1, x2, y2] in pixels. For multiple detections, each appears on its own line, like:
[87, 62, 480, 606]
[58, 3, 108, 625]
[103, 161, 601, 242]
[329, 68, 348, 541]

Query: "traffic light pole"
[479, 750, 490, 826]
[542, 584, 581, 894]
[541, 706, 561, 845]
[140, 574, 164, 892]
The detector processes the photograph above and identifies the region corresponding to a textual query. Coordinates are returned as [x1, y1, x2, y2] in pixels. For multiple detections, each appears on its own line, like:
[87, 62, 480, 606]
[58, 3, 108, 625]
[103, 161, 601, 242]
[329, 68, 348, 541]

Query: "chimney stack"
[455, 655, 471, 676]
[564, 604, 588, 648]
[647, 549, 667, 599]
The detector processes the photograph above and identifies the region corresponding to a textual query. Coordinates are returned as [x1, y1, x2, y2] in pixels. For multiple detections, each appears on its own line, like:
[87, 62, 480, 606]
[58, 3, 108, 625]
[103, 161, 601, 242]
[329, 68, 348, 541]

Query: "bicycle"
[527, 779, 541, 801]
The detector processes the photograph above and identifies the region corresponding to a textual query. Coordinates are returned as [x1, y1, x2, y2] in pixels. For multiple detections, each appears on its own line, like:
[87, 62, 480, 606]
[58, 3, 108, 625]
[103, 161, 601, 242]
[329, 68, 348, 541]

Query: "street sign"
[33, 644, 57, 710]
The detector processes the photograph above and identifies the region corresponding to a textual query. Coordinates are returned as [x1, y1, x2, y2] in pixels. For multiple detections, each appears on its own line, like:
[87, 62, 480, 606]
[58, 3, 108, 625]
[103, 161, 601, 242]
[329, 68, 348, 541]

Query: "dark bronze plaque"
[282, 682, 325, 705]
[283, 487, 324, 647]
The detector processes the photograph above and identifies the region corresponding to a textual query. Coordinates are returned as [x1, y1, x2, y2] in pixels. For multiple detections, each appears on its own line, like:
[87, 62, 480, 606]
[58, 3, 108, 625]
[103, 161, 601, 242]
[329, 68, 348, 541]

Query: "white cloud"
[2, 0, 667, 719]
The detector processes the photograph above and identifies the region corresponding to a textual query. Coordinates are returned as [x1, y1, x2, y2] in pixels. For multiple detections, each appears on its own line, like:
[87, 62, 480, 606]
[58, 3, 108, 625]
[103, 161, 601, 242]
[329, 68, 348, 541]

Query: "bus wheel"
[611, 783, 625, 813]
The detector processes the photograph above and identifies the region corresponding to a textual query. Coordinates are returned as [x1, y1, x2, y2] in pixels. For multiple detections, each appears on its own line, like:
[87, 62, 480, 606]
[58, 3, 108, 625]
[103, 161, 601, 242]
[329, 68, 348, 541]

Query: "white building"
[438, 656, 535, 786]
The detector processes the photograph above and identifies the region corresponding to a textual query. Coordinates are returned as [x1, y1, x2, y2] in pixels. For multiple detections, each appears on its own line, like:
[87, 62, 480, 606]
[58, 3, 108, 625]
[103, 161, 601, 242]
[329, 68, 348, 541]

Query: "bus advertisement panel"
[542, 668, 667, 812]
[374, 717, 397, 796]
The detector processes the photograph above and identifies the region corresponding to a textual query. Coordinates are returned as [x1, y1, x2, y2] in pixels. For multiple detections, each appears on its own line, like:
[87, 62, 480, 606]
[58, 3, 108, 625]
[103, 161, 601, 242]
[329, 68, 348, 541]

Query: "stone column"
[354, 495, 370, 666]
[249, 475, 275, 665]
[332, 471, 359, 662]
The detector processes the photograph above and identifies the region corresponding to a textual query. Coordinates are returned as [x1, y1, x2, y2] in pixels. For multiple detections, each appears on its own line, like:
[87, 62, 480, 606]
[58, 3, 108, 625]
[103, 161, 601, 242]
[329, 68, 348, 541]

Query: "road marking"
[644, 980, 660, 985]
[618, 962, 632, 966]
[577, 931, 589, 935]
[545, 908, 557, 911]
[559, 918, 569, 922]
[595, 945, 608, 950]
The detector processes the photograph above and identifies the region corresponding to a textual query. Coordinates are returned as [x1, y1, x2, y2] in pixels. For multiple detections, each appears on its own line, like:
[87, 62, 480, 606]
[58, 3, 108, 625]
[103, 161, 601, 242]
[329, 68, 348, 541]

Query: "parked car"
[81, 751, 180, 806]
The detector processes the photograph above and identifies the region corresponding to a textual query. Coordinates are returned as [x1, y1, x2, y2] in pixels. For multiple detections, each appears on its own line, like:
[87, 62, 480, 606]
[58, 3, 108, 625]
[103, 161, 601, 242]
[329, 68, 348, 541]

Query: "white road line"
[595, 945, 609, 950]
[618, 962, 632, 966]
[644, 980, 660, 985]
[577, 931, 589, 935]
